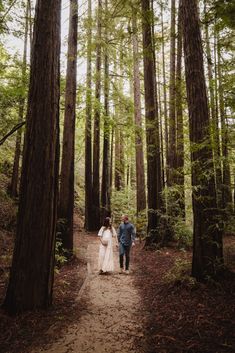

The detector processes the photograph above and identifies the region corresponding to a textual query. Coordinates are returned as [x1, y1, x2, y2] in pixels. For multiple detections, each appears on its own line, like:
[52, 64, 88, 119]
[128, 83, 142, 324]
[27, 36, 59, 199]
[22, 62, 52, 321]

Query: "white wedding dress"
[98, 226, 117, 272]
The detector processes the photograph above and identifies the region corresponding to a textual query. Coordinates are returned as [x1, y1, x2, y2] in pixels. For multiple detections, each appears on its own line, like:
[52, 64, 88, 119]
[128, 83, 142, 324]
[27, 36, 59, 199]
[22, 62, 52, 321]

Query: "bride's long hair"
[103, 217, 111, 229]
[103, 217, 114, 235]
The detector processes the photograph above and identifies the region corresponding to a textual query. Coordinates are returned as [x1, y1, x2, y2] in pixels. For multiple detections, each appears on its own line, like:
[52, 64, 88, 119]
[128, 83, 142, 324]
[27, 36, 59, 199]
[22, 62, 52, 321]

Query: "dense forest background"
[0, 0, 234, 316]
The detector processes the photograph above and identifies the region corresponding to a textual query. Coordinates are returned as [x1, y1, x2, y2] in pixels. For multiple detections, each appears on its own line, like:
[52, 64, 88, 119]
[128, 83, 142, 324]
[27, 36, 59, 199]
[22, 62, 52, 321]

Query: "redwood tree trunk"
[3, 0, 61, 314]
[92, 0, 102, 230]
[175, 1, 185, 217]
[142, 0, 162, 245]
[161, 3, 169, 186]
[217, 36, 232, 211]
[181, 0, 223, 280]
[59, 0, 78, 252]
[101, 0, 111, 219]
[84, 0, 93, 230]
[132, 6, 146, 214]
[168, 0, 177, 187]
[204, 1, 222, 206]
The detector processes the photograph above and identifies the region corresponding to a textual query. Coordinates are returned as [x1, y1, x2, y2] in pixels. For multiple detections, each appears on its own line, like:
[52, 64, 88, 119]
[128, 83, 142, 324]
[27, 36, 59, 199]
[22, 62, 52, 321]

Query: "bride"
[98, 217, 118, 274]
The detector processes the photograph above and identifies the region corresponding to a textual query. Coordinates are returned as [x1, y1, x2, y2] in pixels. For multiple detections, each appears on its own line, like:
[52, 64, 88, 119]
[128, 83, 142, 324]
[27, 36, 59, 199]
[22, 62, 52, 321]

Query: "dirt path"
[38, 236, 143, 353]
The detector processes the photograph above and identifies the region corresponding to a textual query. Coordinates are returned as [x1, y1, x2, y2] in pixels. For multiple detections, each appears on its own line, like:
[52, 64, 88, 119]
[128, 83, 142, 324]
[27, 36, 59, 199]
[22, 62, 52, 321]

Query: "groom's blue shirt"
[118, 222, 136, 247]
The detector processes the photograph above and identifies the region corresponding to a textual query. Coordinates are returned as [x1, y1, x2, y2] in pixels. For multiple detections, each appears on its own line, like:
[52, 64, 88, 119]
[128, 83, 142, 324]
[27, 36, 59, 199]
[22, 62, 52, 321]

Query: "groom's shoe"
[119, 268, 124, 274]
[125, 270, 130, 275]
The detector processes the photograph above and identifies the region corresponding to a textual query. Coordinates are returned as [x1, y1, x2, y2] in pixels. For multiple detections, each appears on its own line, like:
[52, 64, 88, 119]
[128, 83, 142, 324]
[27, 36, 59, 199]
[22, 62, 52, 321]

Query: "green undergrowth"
[0, 172, 17, 232]
[164, 258, 197, 287]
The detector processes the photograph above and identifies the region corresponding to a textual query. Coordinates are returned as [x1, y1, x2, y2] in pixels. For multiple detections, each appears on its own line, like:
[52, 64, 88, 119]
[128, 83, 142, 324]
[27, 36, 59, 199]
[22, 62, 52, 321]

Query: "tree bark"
[92, 0, 102, 230]
[114, 126, 121, 190]
[3, 0, 61, 313]
[156, 59, 165, 192]
[168, 0, 177, 187]
[160, 3, 169, 188]
[175, 0, 185, 217]
[217, 35, 232, 211]
[181, 0, 223, 280]
[204, 1, 222, 206]
[141, 0, 162, 246]
[109, 126, 114, 190]
[84, 0, 93, 230]
[132, 5, 146, 214]
[101, 0, 111, 219]
[59, 0, 78, 253]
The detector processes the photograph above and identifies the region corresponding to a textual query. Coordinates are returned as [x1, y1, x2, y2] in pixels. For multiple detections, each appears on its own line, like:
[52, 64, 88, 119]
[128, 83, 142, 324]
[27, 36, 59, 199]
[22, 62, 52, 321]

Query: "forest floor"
[0, 198, 235, 352]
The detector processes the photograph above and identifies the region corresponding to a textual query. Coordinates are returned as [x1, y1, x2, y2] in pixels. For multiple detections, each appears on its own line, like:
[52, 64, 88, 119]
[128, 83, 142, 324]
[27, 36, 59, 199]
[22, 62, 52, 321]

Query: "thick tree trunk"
[114, 127, 121, 190]
[217, 36, 232, 211]
[28, 0, 33, 48]
[92, 0, 102, 230]
[3, 0, 61, 314]
[204, 1, 222, 206]
[132, 6, 146, 214]
[59, 0, 78, 252]
[142, 0, 162, 246]
[181, 0, 223, 280]
[84, 0, 93, 230]
[9, 1, 29, 197]
[114, 48, 125, 191]
[175, 1, 185, 217]
[101, 0, 111, 219]
[161, 3, 169, 187]
[156, 60, 165, 192]
[168, 0, 177, 187]
[109, 126, 114, 190]
[119, 130, 125, 187]
[150, 0, 165, 204]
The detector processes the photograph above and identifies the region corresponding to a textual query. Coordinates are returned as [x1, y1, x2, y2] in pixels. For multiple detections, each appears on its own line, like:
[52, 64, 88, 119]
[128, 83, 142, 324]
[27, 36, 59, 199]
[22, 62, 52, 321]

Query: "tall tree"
[114, 126, 121, 190]
[160, 2, 169, 187]
[101, 0, 111, 219]
[59, 0, 78, 252]
[181, 0, 223, 280]
[84, 0, 93, 230]
[3, 0, 61, 313]
[114, 47, 125, 191]
[217, 34, 232, 211]
[132, 4, 146, 214]
[92, 0, 102, 229]
[204, 1, 222, 205]
[175, 0, 185, 216]
[168, 0, 177, 187]
[9, 0, 29, 197]
[156, 57, 165, 191]
[142, 0, 162, 245]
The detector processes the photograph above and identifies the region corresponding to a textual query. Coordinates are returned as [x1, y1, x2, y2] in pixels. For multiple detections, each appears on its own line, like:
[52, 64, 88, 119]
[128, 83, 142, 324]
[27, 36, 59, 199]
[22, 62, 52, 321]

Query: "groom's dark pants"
[119, 244, 131, 270]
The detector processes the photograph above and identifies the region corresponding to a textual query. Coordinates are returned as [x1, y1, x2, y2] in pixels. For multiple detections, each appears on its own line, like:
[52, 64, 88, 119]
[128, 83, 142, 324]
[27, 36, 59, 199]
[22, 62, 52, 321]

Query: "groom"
[117, 215, 136, 274]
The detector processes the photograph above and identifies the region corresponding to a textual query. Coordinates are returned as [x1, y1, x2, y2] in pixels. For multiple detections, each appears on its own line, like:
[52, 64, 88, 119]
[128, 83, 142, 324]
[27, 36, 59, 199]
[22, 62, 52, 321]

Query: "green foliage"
[224, 212, 235, 235]
[135, 210, 147, 239]
[54, 238, 67, 271]
[0, 173, 17, 231]
[173, 218, 193, 249]
[161, 185, 193, 248]
[111, 187, 136, 226]
[213, 0, 235, 29]
[55, 220, 68, 269]
[164, 258, 196, 287]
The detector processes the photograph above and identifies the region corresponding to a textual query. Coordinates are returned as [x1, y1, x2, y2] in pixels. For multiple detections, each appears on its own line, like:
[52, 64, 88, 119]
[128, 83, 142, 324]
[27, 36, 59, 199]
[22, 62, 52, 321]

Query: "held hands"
[132, 242, 135, 247]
